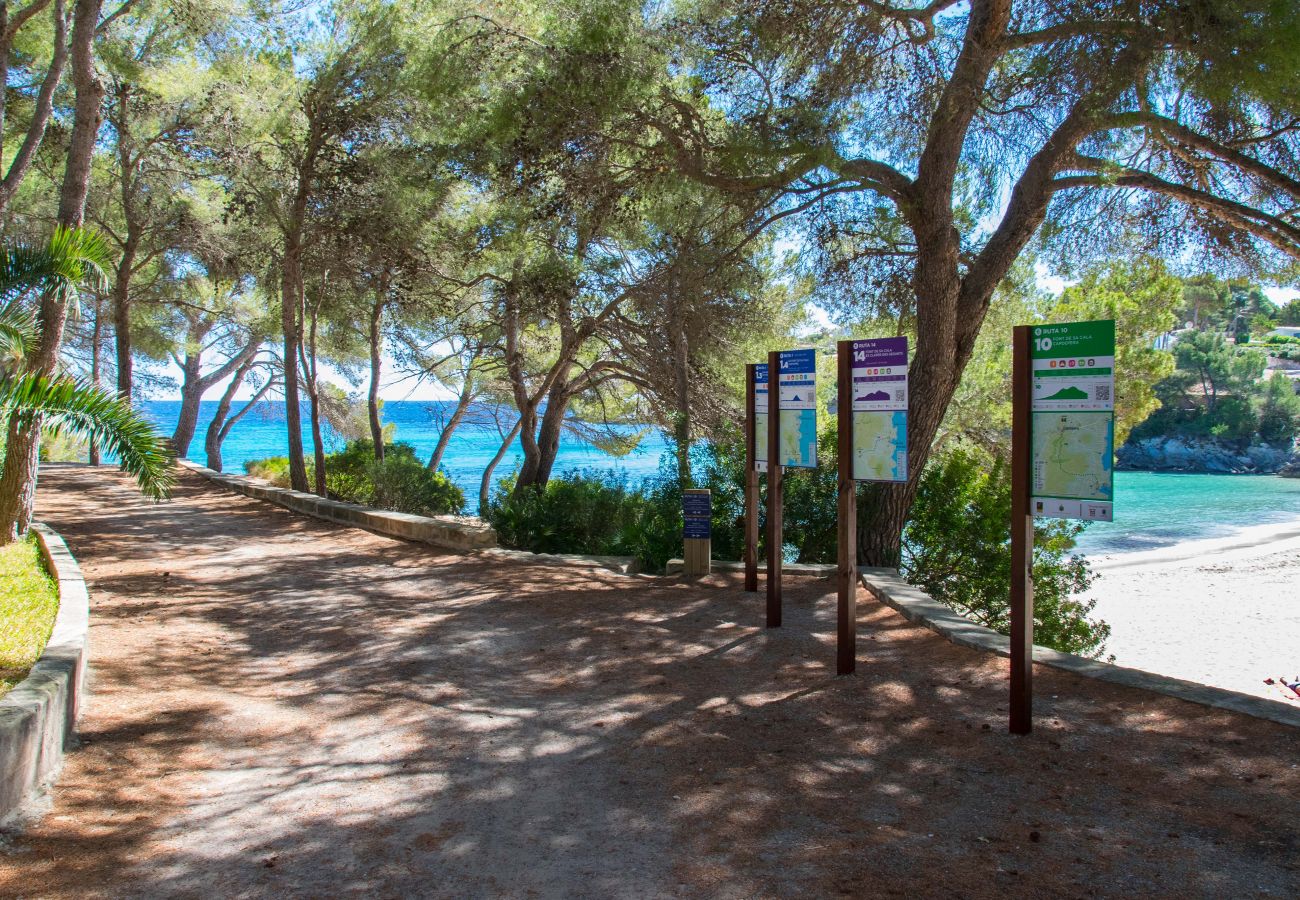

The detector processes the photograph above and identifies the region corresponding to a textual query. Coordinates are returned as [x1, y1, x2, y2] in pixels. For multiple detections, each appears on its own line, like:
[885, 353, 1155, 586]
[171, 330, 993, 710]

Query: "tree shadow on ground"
[3, 465, 1297, 898]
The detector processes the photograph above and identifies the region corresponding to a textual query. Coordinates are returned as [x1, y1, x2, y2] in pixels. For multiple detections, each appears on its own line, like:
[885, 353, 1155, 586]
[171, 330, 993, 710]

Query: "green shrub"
[245, 441, 464, 516]
[487, 470, 644, 555]
[325, 440, 464, 516]
[245, 456, 291, 486]
[902, 449, 1108, 658]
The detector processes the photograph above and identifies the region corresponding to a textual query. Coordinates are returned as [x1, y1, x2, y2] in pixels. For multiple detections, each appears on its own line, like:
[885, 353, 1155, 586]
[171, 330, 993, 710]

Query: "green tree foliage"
[1050, 259, 1180, 445]
[902, 451, 1106, 658]
[637, 0, 1300, 564]
[1257, 372, 1300, 444]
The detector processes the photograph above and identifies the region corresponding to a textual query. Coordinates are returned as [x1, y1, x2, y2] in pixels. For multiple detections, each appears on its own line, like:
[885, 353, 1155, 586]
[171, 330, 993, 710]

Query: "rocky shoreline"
[1117, 436, 1300, 475]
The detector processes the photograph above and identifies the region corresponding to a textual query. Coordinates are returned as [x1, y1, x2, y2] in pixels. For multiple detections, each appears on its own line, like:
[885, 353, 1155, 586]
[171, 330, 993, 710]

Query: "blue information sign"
[683, 492, 711, 538]
[776, 348, 818, 469]
[683, 518, 711, 539]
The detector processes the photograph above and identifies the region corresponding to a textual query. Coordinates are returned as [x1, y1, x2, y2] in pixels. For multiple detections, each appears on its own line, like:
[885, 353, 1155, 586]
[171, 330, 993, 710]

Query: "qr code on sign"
[1094, 384, 1111, 402]
[893, 390, 905, 402]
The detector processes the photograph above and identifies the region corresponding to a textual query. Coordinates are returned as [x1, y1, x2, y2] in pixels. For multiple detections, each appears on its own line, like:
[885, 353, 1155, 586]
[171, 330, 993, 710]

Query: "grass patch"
[0, 535, 60, 698]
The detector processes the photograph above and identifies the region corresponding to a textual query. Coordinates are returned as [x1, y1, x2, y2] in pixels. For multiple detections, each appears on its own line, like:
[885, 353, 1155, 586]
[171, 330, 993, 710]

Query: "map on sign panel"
[1031, 413, 1113, 504]
[854, 411, 907, 482]
[850, 337, 908, 483]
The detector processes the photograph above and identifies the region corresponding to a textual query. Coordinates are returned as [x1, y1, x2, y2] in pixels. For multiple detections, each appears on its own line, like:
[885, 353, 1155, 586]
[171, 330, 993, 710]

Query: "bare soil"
[1, 464, 1296, 899]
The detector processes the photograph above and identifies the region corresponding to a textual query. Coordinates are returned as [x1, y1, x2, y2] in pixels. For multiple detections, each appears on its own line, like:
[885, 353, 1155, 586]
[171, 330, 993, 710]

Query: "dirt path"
[1, 465, 1297, 898]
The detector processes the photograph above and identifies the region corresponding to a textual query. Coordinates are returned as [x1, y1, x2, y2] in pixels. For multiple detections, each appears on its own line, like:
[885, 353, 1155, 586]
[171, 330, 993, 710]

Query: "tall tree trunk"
[503, 288, 544, 493]
[533, 386, 571, 487]
[280, 251, 309, 492]
[0, 0, 103, 544]
[670, 316, 691, 486]
[88, 295, 101, 465]
[304, 299, 326, 497]
[171, 354, 206, 458]
[111, 237, 136, 397]
[367, 287, 384, 460]
[111, 79, 141, 399]
[427, 372, 473, 472]
[479, 417, 523, 513]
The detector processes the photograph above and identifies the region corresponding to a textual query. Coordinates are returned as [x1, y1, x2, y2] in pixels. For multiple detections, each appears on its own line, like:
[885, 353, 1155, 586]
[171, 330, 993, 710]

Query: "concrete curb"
[0, 524, 90, 827]
[178, 459, 497, 552]
[481, 548, 642, 576]
[664, 558, 835, 577]
[859, 566, 1300, 730]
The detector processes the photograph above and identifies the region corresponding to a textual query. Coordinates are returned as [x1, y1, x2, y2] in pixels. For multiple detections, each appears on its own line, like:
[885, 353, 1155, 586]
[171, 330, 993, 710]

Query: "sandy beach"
[1084, 520, 1300, 704]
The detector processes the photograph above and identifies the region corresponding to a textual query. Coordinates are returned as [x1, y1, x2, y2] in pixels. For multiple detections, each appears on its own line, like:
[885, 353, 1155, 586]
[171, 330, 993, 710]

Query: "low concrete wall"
[664, 558, 835, 577]
[179, 460, 497, 552]
[180, 461, 654, 575]
[0, 524, 90, 826]
[859, 566, 1300, 730]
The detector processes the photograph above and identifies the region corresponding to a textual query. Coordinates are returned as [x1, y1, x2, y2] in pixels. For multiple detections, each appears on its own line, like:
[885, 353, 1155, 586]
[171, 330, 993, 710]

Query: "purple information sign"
[850, 337, 908, 411]
[849, 336, 908, 483]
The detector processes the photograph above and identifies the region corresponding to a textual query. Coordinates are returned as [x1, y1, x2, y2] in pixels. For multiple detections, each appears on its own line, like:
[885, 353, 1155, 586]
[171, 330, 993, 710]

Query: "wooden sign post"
[1009, 325, 1035, 734]
[838, 336, 909, 676]
[766, 348, 818, 629]
[766, 350, 783, 627]
[835, 341, 856, 675]
[1011, 319, 1116, 734]
[682, 489, 712, 576]
[744, 363, 760, 593]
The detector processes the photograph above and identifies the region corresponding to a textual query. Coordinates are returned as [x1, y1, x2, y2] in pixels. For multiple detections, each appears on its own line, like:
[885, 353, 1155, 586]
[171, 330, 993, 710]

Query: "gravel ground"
[1, 464, 1297, 899]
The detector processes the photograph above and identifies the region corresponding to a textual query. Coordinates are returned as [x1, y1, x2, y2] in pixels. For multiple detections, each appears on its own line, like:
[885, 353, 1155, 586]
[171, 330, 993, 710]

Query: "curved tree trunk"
[207, 371, 275, 473]
[532, 385, 569, 487]
[479, 417, 523, 513]
[170, 354, 207, 458]
[427, 371, 473, 473]
[204, 356, 254, 472]
[0, 0, 67, 215]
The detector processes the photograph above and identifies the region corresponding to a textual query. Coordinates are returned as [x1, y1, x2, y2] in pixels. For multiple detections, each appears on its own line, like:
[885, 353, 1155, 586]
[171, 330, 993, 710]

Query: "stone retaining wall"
[178, 460, 497, 552]
[0, 524, 90, 826]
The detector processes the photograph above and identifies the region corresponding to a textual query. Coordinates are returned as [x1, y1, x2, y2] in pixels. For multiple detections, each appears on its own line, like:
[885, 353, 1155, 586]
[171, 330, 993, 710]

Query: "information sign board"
[1030, 320, 1115, 521]
[777, 349, 818, 469]
[849, 337, 908, 482]
[754, 363, 768, 473]
[683, 489, 711, 539]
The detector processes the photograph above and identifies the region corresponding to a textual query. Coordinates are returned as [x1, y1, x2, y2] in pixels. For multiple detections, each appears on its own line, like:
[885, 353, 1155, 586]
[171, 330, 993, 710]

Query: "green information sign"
[1029, 320, 1115, 521]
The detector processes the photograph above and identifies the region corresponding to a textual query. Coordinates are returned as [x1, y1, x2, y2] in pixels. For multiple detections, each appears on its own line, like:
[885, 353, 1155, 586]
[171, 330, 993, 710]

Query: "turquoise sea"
[140, 400, 669, 515]
[138, 400, 1300, 557]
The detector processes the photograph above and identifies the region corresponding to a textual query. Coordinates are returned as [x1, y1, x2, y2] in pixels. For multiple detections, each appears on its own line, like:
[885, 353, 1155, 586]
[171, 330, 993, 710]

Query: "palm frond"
[0, 306, 37, 370]
[1, 226, 113, 311]
[2, 373, 175, 500]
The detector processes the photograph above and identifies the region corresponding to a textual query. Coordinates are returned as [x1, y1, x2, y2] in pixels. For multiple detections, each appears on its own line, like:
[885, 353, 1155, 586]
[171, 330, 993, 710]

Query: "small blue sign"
[683, 492, 711, 539]
[683, 518, 711, 539]
[682, 493, 712, 517]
